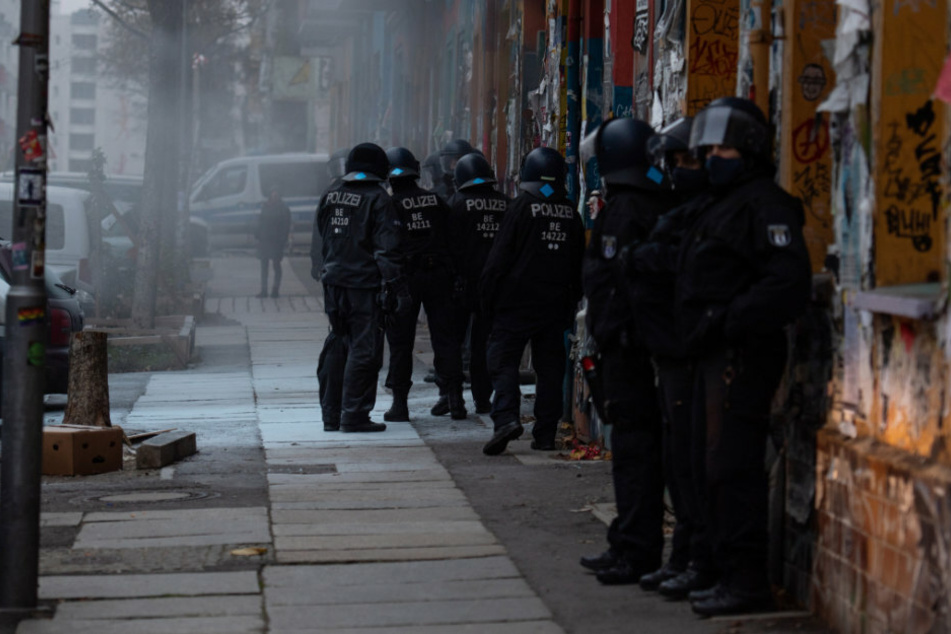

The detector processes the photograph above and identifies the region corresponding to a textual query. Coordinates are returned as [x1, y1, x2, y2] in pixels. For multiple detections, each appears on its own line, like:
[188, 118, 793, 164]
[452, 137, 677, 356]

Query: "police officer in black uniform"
[676, 98, 811, 616]
[480, 147, 584, 456]
[626, 117, 718, 597]
[382, 147, 466, 422]
[312, 142, 408, 433]
[577, 118, 677, 584]
[420, 152, 443, 192]
[327, 147, 350, 187]
[447, 152, 510, 414]
[434, 139, 475, 200]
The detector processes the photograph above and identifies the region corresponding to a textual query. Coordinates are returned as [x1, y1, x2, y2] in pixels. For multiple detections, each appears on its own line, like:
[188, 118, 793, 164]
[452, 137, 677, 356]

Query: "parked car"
[0, 172, 210, 258]
[0, 183, 135, 295]
[189, 153, 329, 248]
[0, 241, 86, 414]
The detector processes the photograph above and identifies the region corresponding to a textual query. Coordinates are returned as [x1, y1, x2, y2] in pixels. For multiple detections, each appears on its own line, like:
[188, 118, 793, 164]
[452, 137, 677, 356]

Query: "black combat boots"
[448, 385, 468, 420]
[384, 389, 410, 422]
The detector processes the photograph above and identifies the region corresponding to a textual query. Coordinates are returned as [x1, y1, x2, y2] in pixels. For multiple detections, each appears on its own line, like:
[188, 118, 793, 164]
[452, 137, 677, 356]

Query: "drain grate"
[268, 464, 337, 475]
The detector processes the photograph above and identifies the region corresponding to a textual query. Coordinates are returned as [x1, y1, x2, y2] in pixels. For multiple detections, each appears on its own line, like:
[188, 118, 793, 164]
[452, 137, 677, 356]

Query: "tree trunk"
[131, 0, 183, 329]
[62, 331, 111, 428]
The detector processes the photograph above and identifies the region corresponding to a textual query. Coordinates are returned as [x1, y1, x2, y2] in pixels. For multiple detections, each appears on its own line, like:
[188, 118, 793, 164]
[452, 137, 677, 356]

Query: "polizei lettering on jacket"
[530, 203, 575, 219]
[399, 194, 438, 210]
[325, 191, 364, 207]
[466, 198, 507, 212]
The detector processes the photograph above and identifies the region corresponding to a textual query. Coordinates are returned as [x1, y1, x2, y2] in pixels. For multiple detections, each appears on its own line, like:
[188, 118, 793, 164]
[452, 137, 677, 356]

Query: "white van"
[189, 153, 330, 248]
[0, 182, 134, 293]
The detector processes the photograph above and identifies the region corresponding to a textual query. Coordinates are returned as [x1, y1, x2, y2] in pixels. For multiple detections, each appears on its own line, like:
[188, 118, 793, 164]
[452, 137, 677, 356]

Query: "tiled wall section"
[813, 429, 951, 633]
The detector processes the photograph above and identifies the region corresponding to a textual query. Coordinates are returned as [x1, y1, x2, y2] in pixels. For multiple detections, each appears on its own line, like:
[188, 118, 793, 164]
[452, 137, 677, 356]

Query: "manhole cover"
[83, 490, 215, 505]
[99, 492, 193, 503]
[268, 464, 337, 475]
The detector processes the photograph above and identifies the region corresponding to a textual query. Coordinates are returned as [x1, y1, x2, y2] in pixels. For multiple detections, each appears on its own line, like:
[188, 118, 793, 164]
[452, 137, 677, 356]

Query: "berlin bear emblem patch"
[767, 224, 791, 247]
[601, 235, 618, 259]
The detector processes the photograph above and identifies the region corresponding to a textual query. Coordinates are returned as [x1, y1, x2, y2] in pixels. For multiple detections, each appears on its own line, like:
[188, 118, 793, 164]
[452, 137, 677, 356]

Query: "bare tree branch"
[90, 0, 149, 40]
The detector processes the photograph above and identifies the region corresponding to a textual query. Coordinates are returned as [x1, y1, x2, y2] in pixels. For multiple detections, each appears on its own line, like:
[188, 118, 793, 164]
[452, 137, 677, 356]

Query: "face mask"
[672, 167, 708, 194]
[705, 155, 745, 187]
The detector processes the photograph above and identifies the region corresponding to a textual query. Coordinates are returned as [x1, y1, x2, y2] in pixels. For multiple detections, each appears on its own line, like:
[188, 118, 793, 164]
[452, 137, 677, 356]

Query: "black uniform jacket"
[675, 173, 812, 354]
[480, 190, 585, 317]
[390, 181, 453, 273]
[625, 193, 711, 359]
[312, 179, 402, 289]
[583, 186, 677, 349]
[447, 185, 510, 302]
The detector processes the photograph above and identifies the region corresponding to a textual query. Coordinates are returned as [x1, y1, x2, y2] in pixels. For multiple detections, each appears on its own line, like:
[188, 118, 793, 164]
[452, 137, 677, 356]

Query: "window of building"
[71, 33, 97, 50]
[72, 57, 96, 75]
[70, 108, 95, 125]
[69, 133, 95, 151]
[68, 159, 92, 173]
[70, 82, 95, 100]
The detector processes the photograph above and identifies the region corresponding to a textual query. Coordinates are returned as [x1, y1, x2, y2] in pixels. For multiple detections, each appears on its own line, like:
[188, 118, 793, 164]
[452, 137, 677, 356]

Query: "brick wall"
[813, 429, 951, 633]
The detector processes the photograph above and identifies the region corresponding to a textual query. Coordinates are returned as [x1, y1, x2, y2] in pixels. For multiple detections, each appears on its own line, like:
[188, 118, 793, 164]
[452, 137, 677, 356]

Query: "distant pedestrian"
[256, 187, 291, 298]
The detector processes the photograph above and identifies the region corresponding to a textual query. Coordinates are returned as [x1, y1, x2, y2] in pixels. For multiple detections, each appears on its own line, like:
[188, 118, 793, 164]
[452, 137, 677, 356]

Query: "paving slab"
[267, 487, 467, 504]
[267, 597, 551, 629]
[274, 531, 497, 551]
[267, 477, 455, 490]
[276, 544, 508, 563]
[265, 470, 450, 484]
[17, 616, 265, 634]
[40, 513, 83, 528]
[263, 556, 521, 588]
[74, 513, 269, 543]
[269, 623, 563, 634]
[38, 571, 260, 600]
[53, 595, 263, 619]
[271, 507, 481, 525]
[264, 577, 534, 606]
[271, 520, 488, 536]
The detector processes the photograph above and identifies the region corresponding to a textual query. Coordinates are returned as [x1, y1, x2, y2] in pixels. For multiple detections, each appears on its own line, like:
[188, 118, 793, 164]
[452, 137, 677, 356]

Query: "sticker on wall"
[18, 306, 45, 327]
[17, 168, 44, 205]
[28, 341, 45, 368]
[31, 249, 44, 279]
[18, 130, 43, 162]
[11, 242, 28, 271]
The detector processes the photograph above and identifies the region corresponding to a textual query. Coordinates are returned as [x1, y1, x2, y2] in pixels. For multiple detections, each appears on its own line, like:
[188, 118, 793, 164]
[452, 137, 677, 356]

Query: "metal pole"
[0, 0, 51, 613]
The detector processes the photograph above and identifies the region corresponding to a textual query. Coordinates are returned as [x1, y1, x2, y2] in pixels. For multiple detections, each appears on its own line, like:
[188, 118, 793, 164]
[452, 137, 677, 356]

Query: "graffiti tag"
[792, 118, 830, 164]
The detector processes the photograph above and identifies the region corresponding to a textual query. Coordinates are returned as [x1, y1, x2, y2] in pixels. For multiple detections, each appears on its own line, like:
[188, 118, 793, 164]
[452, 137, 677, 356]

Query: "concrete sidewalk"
[16, 255, 564, 633]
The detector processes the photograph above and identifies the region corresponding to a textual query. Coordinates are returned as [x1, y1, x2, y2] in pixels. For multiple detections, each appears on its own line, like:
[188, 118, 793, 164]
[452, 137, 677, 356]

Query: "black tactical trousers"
[317, 284, 384, 426]
[454, 300, 493, 405]
[384, 267, 462, 393]
[694, 335, 786, 592]
[487, 310, 567, 444]
[601, 346, 665, 568]
[655, 356, 710, 572]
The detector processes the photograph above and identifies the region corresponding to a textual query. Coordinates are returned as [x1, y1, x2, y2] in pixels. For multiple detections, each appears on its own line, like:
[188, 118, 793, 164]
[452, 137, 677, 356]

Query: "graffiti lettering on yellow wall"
[691, 1, 739, 39]
[793, 118, 830, 164]
[885, 68, 929, 96]
[794, 163, 831, 226]
[687, 0, 739, 115]
[892, 0, 937, 15]
[882, 100, 942, 253]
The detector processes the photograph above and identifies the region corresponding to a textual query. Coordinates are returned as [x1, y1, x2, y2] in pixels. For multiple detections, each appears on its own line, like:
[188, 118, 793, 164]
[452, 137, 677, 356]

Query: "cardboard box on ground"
[42, 425, 123, 476]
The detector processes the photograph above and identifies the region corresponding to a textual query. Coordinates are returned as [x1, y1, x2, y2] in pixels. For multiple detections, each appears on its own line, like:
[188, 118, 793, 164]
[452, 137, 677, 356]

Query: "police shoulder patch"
[601, 235, 618, 259]
[767, 224, 791, 247]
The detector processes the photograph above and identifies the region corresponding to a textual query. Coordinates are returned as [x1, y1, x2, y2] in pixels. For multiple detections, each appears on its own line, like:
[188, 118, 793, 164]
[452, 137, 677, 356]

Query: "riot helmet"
[385, 146, 420, 181]
[454, 153, 497, 191]
[420, 152, 443, 190]
[439, 139, 476, 173]
[689, 97, 770, 160]
[343, 142, 389, 182]
[647, 117, 693, 162]
[592, 117, 666, 190]
[519, 147, 566, 199]
[328, 147, 349, 181]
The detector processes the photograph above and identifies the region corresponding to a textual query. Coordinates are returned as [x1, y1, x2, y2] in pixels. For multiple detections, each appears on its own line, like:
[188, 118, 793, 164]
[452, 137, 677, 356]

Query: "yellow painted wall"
[685, 0, 740, 115]
[873, 1, 947, 285]
[780, 0, 836, 273]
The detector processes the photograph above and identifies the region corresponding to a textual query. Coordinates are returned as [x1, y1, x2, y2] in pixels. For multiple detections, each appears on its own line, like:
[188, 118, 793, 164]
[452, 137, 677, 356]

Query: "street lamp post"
[0, 0, 52, 615]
